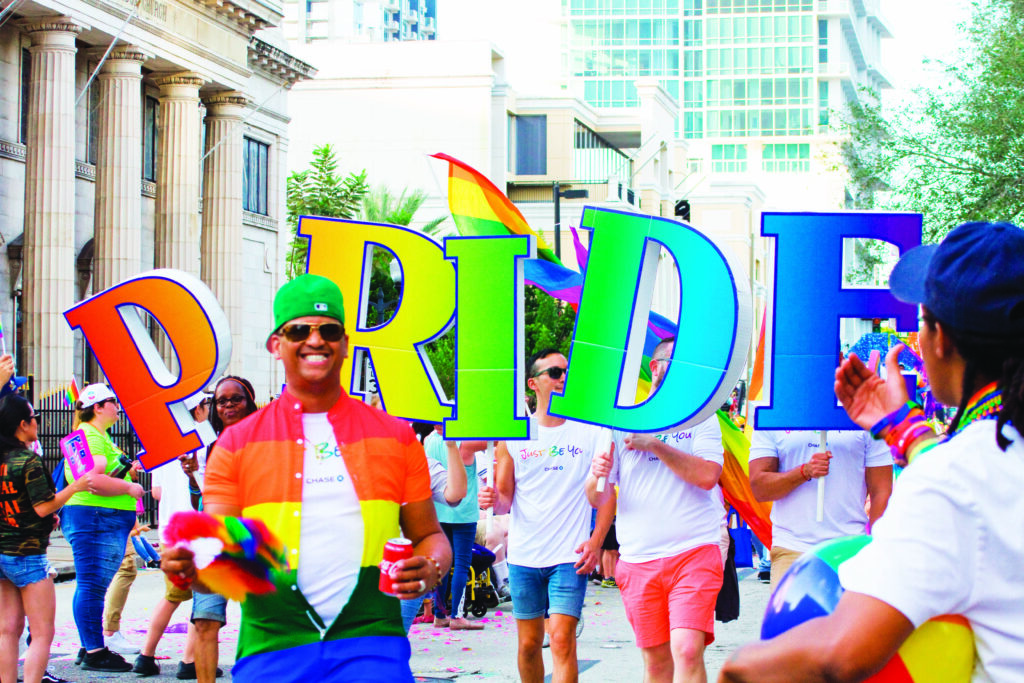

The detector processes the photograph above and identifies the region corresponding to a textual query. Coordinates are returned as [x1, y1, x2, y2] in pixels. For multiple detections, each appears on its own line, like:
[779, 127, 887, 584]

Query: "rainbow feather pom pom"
[164, 511, 289, 602]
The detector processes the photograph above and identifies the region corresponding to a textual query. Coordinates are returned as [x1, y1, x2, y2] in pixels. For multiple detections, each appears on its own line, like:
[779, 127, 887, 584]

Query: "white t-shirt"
[153, 457, 194, 529]
[749, 429, 891, 552]
[297, 413, 364, 627]
[611, 416, 726, 563]
[840, 420, 1024, 682]
[507, 420, 609, 568]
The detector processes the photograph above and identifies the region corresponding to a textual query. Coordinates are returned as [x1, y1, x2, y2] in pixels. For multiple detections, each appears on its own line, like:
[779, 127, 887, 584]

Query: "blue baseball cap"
[889, 221, 1024, 337]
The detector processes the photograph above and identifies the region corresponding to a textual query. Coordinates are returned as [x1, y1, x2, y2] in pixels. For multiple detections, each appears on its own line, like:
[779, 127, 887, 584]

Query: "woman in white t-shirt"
[720, 222, 1024, 682]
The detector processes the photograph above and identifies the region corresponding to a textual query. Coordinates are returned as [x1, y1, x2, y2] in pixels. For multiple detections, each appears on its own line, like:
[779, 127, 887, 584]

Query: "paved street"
[29, 536, 769, 682]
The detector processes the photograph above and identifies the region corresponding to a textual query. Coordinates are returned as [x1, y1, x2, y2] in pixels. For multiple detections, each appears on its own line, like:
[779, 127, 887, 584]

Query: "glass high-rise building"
[564, 0, 892, 181]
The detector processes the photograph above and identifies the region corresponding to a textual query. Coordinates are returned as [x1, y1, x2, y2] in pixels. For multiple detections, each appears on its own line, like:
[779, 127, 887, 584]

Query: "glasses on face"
[653, 357, 675, 363]
[215, 395, 246, 408]
[533, 366, 567, 381]
[28, 413, 40, 426]
[99, 399, 118, 408]
[200, 398, 212, 408]
[278, 322, 345, 343]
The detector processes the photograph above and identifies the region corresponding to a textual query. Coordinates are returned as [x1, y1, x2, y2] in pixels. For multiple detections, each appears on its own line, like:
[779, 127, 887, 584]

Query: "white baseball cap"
[79, 383, 117, 408]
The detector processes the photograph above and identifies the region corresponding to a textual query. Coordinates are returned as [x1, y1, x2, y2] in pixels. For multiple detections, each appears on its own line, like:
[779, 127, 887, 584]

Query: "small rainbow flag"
[431, 152, 562, 265]
[64, 376, 80, 408]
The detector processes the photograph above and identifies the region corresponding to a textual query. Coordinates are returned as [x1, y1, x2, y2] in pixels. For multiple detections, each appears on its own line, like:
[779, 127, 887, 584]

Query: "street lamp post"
[553, 182, 589, 259]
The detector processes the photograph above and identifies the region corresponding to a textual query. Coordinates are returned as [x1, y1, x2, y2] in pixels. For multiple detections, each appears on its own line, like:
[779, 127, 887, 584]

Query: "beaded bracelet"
[869, 401, 920, 440]
[424, 555, 444, 589]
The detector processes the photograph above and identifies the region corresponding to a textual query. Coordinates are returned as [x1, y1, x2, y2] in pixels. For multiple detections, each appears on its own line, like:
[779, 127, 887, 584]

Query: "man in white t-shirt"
[748, 428, 892, 585]
[587, 336, 726, 683]
[479, 348, 615, 683]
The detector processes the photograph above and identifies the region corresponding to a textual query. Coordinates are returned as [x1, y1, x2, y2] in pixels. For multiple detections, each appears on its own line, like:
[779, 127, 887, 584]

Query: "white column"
[20, 18, 81, 395]
[92, 46, 146, 294]
[201, 92, 246, 373]
[154, 72, 204, 366]
[154, 72, 204, 276]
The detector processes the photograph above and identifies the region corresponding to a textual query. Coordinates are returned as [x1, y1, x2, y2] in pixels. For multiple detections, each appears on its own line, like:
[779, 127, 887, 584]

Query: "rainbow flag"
[64, 376, 80, 408]
[431, 152, 562, 265]
[744, 305, 767, 440]
[718, 411, 772, 547]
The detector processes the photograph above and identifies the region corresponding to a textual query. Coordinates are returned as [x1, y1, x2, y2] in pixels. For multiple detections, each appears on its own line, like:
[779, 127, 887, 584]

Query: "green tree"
[285, 144, 368, 280]
[841, 0, 1024, 242]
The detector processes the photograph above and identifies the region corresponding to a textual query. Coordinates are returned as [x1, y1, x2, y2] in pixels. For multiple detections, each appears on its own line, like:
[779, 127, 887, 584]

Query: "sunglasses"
[215, 395, 246, 408]
[278, 322, 345, 343]
[533, 366, 567, 381]
[27, 413, 40, 426]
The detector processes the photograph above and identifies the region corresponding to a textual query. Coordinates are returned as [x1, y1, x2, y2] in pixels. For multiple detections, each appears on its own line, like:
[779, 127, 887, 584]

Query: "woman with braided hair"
[721, 221, 1024, 682]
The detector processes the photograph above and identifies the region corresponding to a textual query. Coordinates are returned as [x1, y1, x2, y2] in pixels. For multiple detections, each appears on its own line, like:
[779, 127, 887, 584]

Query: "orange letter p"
[64, 269, 232, 470]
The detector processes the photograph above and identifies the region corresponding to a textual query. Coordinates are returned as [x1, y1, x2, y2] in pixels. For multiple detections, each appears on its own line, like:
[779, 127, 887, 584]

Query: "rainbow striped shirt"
[204, 390, 431, 681]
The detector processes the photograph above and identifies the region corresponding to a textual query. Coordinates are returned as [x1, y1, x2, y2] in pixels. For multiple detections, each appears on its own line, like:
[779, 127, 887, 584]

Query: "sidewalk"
[35, 563, 770, 681]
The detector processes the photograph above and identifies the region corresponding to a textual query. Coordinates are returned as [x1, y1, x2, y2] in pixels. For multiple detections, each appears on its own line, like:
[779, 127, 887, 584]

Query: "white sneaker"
[104, 631, 140, 654]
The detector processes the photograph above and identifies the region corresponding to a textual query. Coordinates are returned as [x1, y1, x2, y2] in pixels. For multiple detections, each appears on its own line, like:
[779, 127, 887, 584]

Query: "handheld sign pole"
[816, 430, 828, 522]
[596, 431, 613, 493]
[485, 442, 495, 534]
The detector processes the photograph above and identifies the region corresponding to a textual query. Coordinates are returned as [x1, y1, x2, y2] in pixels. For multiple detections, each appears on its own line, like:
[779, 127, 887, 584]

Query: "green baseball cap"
[266, 274, 346, 350]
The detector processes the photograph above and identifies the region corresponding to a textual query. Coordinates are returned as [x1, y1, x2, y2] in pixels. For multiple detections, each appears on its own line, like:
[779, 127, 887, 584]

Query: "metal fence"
[35, 393, 158, 527]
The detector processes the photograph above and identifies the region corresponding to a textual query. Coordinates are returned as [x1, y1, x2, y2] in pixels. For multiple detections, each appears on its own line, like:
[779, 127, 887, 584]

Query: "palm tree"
[361, 185, 449, 235]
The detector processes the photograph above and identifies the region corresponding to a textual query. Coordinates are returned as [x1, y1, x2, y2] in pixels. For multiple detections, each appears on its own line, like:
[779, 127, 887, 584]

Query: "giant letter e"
[64, 269, 230, 470]
[755, 212, 920, 430]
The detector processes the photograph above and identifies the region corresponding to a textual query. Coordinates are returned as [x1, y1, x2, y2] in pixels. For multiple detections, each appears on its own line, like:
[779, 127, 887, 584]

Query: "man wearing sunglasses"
[479, 348, 616, 683]
[162, 274, 451, 682]
[586, 336, 728, 683]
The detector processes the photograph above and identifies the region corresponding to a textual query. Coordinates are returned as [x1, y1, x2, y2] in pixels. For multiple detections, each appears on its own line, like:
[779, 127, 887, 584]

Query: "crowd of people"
[1, 220, 1022, 682]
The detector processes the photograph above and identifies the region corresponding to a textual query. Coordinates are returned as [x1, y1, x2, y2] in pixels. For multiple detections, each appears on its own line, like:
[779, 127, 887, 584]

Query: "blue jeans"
[433, 522, 476, 619]
[61, 505, 135, 651]
[0, 553, 51, 588]
[751, 534, 771, 573]
[507, 562, 587, 620]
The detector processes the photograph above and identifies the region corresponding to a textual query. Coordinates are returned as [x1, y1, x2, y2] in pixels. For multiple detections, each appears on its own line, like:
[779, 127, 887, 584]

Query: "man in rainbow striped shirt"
[162, 274, 452, 682]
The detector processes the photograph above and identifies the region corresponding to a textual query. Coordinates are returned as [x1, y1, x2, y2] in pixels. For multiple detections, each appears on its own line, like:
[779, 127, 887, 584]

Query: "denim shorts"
[0, 553, 52, 588]
[192, 591, 228, 624]
[508, 562, 588, 620]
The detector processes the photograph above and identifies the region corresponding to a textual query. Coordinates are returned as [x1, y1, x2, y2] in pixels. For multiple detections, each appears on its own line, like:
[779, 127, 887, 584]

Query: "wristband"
[870, 401, 920, 440]
[799, 463, 812, 481]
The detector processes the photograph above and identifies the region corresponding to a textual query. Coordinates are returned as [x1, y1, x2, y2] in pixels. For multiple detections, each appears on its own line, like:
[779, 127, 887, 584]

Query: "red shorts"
[616, 544, 723, 649]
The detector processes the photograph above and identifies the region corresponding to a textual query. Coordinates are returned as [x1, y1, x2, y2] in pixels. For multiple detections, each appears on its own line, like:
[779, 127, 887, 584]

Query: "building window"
[142, 96, 158, 182]
[711, 143, 747, 172]
[515, 115, 547, 176]
[762, 142, 810, 172]
[818, 80, 829, 127]
[88, 85, 100, 165]
[20, 48, 30, 145]
[243, 137, 269, 215]
[818, 19, 828, 64]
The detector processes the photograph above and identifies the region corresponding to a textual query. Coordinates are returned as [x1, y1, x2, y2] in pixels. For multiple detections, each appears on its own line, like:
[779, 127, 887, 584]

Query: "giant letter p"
[64, 269, 231, 470]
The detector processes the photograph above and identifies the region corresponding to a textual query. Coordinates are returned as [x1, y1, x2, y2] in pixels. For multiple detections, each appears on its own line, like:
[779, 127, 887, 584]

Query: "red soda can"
[379, 538, 413, 594]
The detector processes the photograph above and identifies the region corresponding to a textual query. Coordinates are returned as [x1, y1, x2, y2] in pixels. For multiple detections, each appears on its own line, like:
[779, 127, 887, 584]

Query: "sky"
[879, 0, 975, 108]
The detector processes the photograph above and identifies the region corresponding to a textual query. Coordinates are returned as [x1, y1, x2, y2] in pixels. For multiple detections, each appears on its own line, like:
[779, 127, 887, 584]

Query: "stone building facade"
[0, 0, 314, 399]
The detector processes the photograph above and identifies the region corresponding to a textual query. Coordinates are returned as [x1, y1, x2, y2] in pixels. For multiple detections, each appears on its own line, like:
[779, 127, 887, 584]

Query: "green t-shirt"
[0, 448, 57, 555]
[425, 434, 479, 525]
[64, 422, 136, 511]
